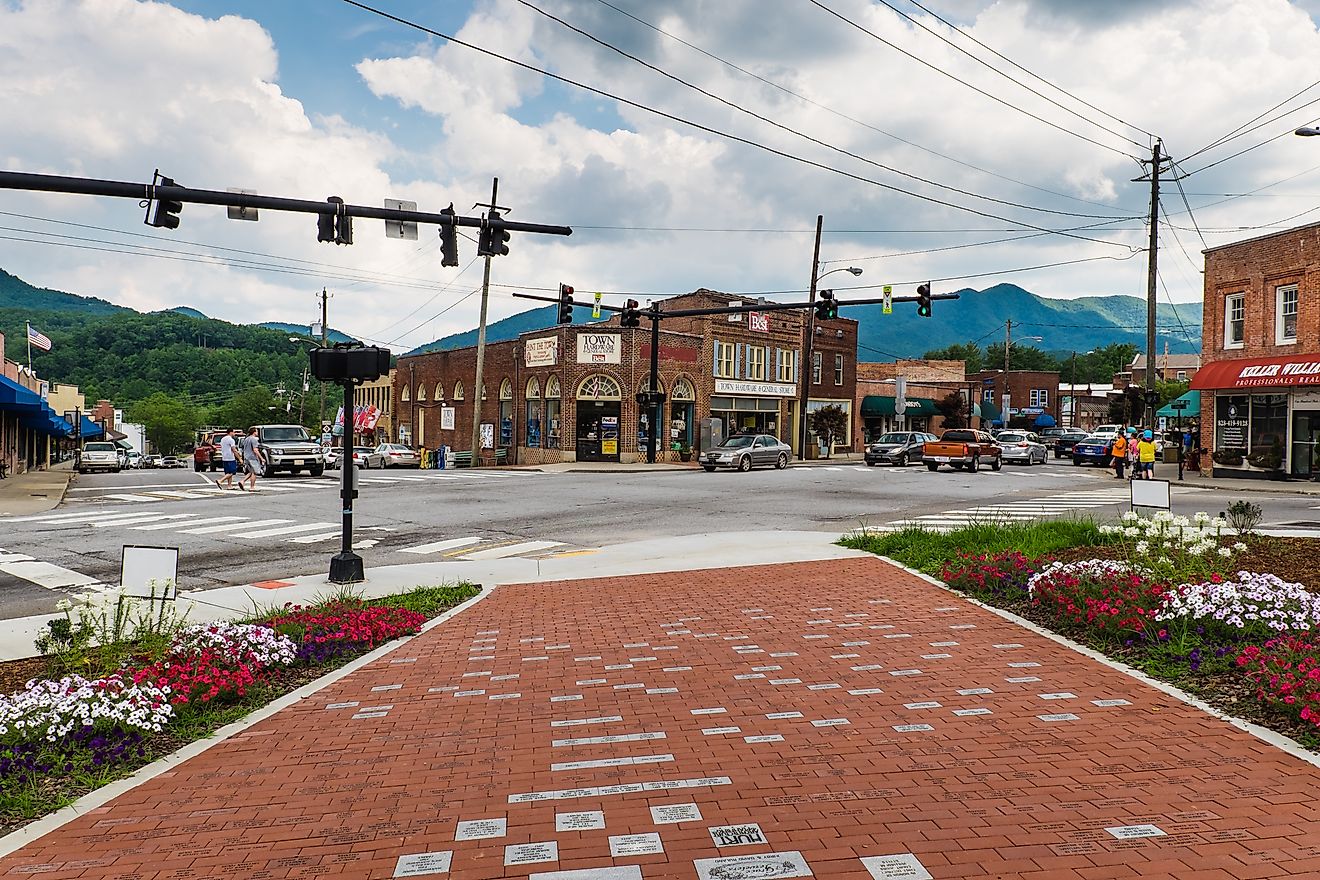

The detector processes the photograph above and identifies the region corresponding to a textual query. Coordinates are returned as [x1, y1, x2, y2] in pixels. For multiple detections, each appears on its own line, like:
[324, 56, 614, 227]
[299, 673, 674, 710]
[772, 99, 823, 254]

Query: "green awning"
[979, 401, 1002, 421]
[1157, 389, 1200, 418]
[861, 395, 939, 417]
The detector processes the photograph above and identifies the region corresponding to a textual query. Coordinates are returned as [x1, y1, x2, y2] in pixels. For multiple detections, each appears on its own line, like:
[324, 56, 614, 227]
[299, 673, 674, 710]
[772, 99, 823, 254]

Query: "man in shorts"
[240, 426, 266, 491]
[217, 429, 239, 489]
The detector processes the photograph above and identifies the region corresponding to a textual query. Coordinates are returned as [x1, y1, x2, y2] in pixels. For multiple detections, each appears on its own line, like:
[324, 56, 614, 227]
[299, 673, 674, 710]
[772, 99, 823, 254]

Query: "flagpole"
[25, 322, 31, 372]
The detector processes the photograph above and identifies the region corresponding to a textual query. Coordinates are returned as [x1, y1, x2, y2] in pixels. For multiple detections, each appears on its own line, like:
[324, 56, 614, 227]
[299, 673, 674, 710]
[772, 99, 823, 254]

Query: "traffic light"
[814, 289, 837, 321]
[1144, 388, 1160, 409]
[147, 174, 183, 229]
[621, 299, 641, 328]
[557, 283, 575, 324]
[917, 283, 932, 318]
[317, 196, 352, 245]
[478, 209, 511, 257]
[439, 204, 458, 267]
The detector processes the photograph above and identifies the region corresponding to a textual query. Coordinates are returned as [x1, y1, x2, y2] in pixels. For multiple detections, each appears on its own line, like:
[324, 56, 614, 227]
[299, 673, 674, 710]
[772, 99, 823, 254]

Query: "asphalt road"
[0, 459, 1314, 620]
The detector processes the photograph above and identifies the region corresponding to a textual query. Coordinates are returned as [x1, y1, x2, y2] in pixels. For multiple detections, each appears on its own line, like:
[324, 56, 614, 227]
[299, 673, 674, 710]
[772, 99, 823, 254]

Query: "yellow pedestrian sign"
[593, 291, 602, 319]
[882, 285, 892, 315]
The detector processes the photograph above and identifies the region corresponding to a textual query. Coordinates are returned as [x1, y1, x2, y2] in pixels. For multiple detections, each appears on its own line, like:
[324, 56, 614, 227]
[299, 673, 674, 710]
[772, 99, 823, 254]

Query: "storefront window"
[1213, 394, 1248, 467]
[1248, 393, 1287, 469]
[545, 376, 561, 449]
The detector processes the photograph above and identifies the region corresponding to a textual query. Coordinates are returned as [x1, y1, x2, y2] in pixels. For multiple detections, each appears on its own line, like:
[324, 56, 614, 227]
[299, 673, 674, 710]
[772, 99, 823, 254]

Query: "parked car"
[124, 450, 144, 469]
[323, 446, 342, 470]
[1039, 427, 1067, 440]
[996, 431, 1049, 465]
[160, 456, 186, 469]
[376, 443, 420, 468]
[144, 454, 163, 468]
[253, 424, 325, 477]
[922, 429, 1003, 472]
[1071, 435, 1114, 467]
[1052, 431, 1089, 459]
[352, 446, 384, 469]
[702, 434, 792, 472]
[1092, 424, 1123, 439]
[78, 441, 121, 474]
[864, 431, 936, 467]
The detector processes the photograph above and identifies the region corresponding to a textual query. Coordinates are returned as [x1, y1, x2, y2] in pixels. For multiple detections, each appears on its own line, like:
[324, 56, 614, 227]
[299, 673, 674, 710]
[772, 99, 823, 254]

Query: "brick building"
[1120, 353, 1201, 385]
[1196, 221, 1320, 478]
[394, 290, 858, 463]
[856, 360, 974, 439]
[356, 369, 394, 444]
[969, 369, 1061, 429]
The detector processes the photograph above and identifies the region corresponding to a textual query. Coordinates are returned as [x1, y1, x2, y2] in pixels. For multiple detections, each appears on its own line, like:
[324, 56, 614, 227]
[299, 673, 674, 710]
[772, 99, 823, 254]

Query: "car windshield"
[876, 433, 910, 444]
[941, 431, 976, 442]
[262, 427, 310, 441]
[998, 433, 1026, 442]
[84, 443, 115, 452]
[721, 436, 755, 449]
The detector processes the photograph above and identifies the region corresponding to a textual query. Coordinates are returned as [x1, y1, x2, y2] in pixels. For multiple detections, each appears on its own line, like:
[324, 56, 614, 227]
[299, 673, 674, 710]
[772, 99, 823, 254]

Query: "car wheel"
[1072, 457, 1082, 466]
[865, 460, 876, 467]
[991, 457, 1002, 471]
[77, 468, 86, 475]
[897, 453, 908, 467]
[310, 466, 324, 477]
[775, 453, 788, 470]
[703, 466, 716, 473]
[737, 456, 752, 472]
[926, 463, 938, 472]
[969, 456, 979, 473]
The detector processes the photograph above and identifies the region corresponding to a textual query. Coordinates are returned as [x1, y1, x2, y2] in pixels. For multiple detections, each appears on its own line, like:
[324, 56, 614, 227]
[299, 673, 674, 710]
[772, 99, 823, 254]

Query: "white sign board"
[714, 379, 797, 397]
[748, 312, 769, 333]
[384, 198, 419, 240]
[441, 407, 455, 431]
[480, 423, 495, 450]
[1130, 478, 1171, 510]
[525, 336, 560, 367]
[576, 333, 621, 364]
[120, 545, 179, 600]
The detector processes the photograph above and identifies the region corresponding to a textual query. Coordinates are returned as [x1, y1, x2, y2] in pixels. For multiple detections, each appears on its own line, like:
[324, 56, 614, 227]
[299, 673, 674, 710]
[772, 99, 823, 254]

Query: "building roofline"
[1202, 219, 1320, 256]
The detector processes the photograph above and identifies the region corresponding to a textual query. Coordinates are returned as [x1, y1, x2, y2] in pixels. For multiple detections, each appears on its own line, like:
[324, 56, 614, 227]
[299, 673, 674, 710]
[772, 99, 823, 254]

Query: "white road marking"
[288, 531, 342, 544]
[230, 522, 339, 538]
[133, 515, 246, 531]
[399, 537, 483, 555]
[101, 494, 161, 503]
[89, 513, 198, 528]
[8, 509, 169, 524]
[460, 540, 566, 560]
[0, 559, 104, 590]
[176, 518, 291, 534]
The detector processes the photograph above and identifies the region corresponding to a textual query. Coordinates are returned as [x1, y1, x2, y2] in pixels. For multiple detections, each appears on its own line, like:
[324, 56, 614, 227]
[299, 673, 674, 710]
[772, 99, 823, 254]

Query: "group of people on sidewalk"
[194, 427, 266, 491]
[1111, 426, 1160, 480]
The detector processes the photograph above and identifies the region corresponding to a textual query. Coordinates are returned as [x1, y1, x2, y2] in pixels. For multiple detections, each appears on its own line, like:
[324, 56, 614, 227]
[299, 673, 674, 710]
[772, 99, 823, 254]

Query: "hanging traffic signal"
[558, 284, 575, 324]
[916, 283, 932, 318]
[439, 204, 459, 267]
[317, 196, 352, 245]
[815, 289, 837, 321]
[146, 173, 183, 229]
[621, 299, 641, 328]
[478, 209, 511, 257]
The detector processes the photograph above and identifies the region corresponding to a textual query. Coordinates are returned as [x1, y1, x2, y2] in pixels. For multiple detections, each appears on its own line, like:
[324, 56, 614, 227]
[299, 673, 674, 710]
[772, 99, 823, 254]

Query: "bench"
[450, 449, 508, 468]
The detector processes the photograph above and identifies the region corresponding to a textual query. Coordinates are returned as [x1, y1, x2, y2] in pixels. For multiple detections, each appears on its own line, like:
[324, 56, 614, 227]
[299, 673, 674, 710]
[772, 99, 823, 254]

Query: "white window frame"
[811, 351, 822, 384]
[1276, 284, 1299, 345]
[1225, 293, 1245, 349]
[1029, 388, 1048, 408]
[776, 349, 796, 383]
[1176, 370, 1187, 381]
[834, 353, 844, 385]
[982, 388, 994, 402]
[746, 345, 767, 381]
[714, 340, 736, 379]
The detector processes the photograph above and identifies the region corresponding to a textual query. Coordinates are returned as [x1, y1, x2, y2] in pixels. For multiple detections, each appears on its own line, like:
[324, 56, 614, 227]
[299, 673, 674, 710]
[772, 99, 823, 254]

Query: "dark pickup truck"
[921, 428, 1003, 473]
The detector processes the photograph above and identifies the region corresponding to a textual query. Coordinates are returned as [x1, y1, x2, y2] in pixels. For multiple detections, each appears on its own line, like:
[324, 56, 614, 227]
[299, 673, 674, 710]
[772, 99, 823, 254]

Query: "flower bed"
[1, 583, 479, 833]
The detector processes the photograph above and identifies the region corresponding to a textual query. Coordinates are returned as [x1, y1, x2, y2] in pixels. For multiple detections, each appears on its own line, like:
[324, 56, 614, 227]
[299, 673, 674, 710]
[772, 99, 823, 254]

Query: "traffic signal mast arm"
[0, 170, 573, 238]
[512, 290, 959, 317]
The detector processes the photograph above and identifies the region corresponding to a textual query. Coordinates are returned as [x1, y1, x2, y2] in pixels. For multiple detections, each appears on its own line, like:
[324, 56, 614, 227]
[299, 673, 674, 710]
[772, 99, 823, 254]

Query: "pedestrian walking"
[217, 429, 239, 489]
[1110, 429, 1128, 480]
[1137, 430, 1158, 480]
[240, 427, 265, 491]
[1125, 427, 1139, 479]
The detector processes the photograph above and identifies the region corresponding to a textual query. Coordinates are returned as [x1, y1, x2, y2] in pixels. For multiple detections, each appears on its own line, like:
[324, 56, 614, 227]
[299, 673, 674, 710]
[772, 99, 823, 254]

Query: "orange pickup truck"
[922, 428, 1003, 473]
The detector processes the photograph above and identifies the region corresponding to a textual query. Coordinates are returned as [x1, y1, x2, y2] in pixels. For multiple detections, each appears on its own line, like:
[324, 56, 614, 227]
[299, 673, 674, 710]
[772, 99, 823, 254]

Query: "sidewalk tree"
[935, 391, 968, 429]
[808, 405, 849, 454]
[211, 385, 279, 430]
[128, 392, 200, 453]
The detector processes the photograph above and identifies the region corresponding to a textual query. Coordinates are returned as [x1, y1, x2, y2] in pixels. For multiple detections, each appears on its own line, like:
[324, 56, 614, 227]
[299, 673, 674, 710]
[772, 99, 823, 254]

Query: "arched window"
[499, 379, 513, 400]
[544, 375, 562, 450]
[671, 377, 695, 401]
[576, 374, 622, 400]
[545, 375, 561, 398]
[435, 382, 445, 400]
[453, 381, 464, 401]
[526, 377, 541, 399]
[401, 386, 411, 402]
[417, 384, 428, 402]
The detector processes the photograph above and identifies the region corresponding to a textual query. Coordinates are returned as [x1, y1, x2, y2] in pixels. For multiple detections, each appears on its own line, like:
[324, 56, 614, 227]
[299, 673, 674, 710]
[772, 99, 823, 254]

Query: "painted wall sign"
[714, 379, 796, 397]
[525, 336, 560, 367]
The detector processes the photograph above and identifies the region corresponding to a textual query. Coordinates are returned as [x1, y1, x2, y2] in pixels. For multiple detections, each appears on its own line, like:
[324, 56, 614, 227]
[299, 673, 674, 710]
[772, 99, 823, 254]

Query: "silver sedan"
[996, 431, 1049, 465]
[376, 443, 421, 468]
[702, 434, 792, 472]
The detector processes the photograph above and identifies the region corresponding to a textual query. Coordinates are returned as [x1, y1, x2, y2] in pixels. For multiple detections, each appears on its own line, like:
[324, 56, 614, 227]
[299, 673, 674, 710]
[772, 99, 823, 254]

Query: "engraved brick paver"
[4, 556, 1319, 878]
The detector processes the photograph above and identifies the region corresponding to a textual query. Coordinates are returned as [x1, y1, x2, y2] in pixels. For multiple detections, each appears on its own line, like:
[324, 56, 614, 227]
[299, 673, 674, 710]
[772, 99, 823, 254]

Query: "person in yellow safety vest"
[1136, 430, 1158, 480]
[1110, 430, 1128, 480]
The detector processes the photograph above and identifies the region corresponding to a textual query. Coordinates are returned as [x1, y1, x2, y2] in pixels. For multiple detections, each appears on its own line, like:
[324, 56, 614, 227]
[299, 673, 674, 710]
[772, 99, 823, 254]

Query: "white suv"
[79, 442, 121, 474]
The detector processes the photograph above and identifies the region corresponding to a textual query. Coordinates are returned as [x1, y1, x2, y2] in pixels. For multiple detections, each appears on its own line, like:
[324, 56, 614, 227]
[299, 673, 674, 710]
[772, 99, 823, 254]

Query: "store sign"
[524, 336, 559, 367]
[748, 312, 769, 333]
[1217, 415, 1247, 448]
[715, 379, 796, 397]
[576, 333, 621, 364]
[441, 407, 455, 430]
[1230, 358, 1320, 387]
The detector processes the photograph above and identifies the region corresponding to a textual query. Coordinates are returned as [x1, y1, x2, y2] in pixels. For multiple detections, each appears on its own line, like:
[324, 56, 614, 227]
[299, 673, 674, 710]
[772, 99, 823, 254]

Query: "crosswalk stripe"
[247, 484, 299, 492]
[230, 522, 339, 538]
[459, 540, 566, 560]
[399, 537, 483, 555]
[288, 531, 343, 544]
[360, 478, 402, 484]
[133, 515, 246, 531]
[176, 518, 291, 535]
[8, 509, 168, 524]
[0, 559, 104, 590]
[90, 513, 199, 528]
[149, 490, 214, 500]
[102, 493, 161, 503]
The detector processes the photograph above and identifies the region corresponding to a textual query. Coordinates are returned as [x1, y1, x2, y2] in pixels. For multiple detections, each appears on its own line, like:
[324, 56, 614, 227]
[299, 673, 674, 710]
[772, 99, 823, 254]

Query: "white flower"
[54, 599, 72, 612]
[1135, 541, 1150, 554]
[1217, 547, 1233, 558]
[1232, 542, 1247, 552]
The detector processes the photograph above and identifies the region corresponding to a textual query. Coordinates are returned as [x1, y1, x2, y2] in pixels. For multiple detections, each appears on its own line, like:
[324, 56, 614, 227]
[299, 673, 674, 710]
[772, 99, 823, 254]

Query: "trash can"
[1164, 446, 1180, 465]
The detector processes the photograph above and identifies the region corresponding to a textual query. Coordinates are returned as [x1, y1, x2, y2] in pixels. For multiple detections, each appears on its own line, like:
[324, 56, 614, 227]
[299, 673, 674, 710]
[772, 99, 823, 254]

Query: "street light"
[1295, 126, 1320, 137]
[799, 266, 862, 461]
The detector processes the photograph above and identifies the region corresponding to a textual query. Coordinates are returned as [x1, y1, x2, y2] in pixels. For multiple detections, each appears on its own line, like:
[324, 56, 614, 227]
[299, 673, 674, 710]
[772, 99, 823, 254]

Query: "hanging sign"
[592, 291, 602, 320]
[882, 285, 893, 315]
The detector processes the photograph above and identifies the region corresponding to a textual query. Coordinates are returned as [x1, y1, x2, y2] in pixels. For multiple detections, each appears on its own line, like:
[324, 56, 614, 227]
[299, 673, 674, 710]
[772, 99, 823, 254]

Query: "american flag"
[26, 324, 51, 352]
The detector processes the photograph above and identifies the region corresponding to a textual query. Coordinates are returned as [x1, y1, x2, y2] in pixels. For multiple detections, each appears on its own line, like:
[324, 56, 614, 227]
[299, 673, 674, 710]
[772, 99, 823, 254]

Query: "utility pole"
[1138, 140, 1165, 428]
[1004, 319, 1012, 373]
[318, 288, 328, 427]
[1069, 350, 1078, 428]
[470, 178, 499, 463]
[797, 214, 823, 462]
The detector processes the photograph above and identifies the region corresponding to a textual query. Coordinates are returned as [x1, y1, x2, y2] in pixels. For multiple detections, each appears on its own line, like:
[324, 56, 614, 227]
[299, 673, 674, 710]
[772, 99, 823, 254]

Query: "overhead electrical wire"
[1182, 76, 1320, 163]
[340, 0, 1141, 251]
[805, 0, 1142, 160]
[588, 0, 1129, 215]
[362, 254, 483, 339]
[821, 216, 1135, 264]
[1181, 122, 1318, 177]
[513, 0, 1129, 220]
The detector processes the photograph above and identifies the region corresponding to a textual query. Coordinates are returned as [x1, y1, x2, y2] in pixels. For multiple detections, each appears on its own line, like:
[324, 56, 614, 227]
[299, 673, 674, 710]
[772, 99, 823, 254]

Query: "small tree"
[935, 392, 968, 429]
[808, 405, 849, 457]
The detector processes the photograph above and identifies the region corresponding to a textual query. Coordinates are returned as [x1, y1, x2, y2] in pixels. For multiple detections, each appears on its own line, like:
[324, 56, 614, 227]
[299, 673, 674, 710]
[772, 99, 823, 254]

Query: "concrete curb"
[0, 584, 494, 855]
[874, 554, 1320, 768]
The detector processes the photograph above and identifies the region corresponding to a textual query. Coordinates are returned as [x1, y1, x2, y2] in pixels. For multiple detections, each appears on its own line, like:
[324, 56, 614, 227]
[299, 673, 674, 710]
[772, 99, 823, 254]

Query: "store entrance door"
[576, 400, 621, 462]
[1291, 411, 1320, 479]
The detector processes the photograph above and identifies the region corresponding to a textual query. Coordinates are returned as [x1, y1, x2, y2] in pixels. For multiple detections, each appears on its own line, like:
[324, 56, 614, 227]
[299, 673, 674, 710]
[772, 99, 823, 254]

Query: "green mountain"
[0, 268, 127, 316]
[257, 321, 358, 344]
[406, 284, 1202, 358]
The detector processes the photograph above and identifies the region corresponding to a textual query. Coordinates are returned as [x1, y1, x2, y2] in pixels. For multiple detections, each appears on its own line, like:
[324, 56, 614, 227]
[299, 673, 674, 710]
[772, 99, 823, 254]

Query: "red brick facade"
[968, 370, 1062, 427]
[394, 290, 858, 463]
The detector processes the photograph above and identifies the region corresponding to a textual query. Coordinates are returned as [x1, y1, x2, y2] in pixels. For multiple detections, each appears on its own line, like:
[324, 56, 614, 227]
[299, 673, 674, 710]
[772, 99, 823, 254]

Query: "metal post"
[329, 380, 364, 584]
[1144, 141, 1162, 429]
[647, 307, 661, 464]
[470, 177, 498, 465]
[798, 214, 823, 461]
[319, 288, 328, 425]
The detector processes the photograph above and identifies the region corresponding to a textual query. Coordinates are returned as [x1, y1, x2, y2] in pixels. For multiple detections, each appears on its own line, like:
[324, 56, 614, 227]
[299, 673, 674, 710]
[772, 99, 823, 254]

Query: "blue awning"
[0, 374, 43, 412]
[80, 416, 104, 438]
[1034, 413, 1057, 428]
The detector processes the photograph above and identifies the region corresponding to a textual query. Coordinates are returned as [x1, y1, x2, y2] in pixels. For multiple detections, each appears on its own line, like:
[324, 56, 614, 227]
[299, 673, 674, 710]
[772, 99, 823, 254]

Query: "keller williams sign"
[1193, 354, 1320, 390]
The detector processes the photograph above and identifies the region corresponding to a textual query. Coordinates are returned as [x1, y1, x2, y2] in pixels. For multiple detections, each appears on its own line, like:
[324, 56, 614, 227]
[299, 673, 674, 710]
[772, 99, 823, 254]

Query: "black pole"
[330, 380, 364, 584]
[647, 309, 661, 464]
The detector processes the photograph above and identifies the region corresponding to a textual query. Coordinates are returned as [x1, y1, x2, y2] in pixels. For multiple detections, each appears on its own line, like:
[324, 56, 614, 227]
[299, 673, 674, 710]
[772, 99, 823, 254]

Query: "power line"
[822, 217, 1136, 264]
[1182, 77, 1320, 162]
[360, 254, 483, 339]
[339, 0, 1141, 250]
[806, 0, 1142, 160]
[1181, 123, 1313, 177]
[569, 224, 1146, 233]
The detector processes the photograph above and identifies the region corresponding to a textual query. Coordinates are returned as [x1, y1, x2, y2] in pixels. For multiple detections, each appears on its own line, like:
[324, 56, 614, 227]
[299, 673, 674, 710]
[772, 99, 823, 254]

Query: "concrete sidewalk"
[3, 554, 1317, 879]
[0, 461, 73, 517]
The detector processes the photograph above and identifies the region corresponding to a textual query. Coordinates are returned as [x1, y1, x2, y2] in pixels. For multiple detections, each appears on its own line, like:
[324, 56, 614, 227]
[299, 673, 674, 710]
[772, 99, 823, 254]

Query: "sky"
[3, 0, 1320, 354]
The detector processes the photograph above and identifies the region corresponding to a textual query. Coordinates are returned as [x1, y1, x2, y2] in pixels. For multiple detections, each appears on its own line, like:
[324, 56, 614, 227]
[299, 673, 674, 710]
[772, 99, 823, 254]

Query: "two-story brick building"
[393, 290, 858, 463]
[1196, 221, 1320, 478]
[968, 369, 1061, 429]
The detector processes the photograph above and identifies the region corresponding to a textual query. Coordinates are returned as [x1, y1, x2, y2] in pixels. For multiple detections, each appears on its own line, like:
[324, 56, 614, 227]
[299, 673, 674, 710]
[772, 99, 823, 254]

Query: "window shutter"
[736, 344, 744, 378]
[772, 347, 780, 381]
[712, 343, 720, 377]
[793, 349, 800, 383]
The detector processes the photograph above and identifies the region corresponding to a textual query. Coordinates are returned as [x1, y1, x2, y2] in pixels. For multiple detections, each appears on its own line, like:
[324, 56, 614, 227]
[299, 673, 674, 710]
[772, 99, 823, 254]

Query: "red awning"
[1192, 354, 1320, 390]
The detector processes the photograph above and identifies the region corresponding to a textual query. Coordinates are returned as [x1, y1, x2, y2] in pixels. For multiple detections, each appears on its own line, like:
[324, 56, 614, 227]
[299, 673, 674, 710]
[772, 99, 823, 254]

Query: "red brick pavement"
[5, 556, 1320, 879]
